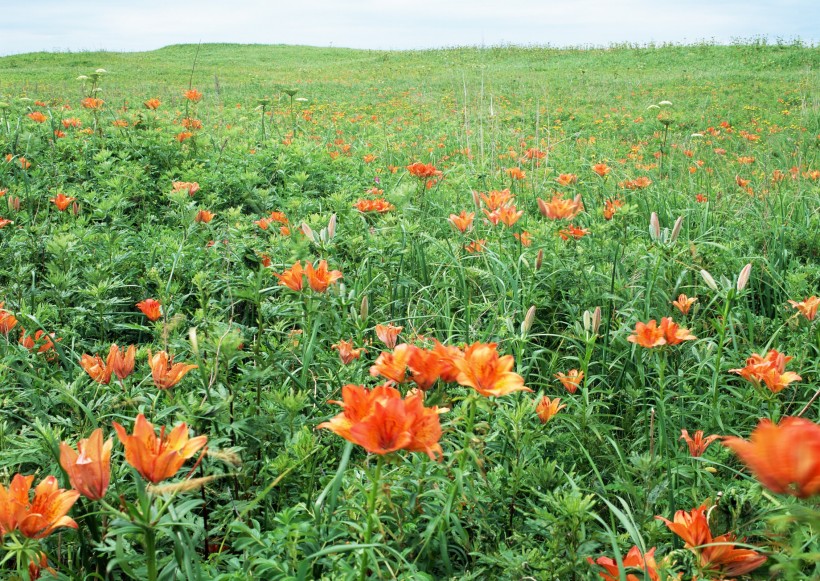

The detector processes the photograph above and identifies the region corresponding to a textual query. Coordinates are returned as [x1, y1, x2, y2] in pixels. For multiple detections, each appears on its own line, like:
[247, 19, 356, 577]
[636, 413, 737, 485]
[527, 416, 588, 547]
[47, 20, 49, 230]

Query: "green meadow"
[0, 41, 818, 579]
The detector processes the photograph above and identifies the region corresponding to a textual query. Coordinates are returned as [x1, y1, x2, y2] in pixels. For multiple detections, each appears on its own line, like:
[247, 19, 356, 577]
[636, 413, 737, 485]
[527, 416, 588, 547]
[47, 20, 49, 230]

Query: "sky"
[1, 0, 818, 55]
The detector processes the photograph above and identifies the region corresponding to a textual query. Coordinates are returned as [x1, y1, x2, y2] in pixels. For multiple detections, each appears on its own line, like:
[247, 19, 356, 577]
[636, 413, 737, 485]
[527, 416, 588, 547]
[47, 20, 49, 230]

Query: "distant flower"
[147, 350, 198, 390]
[175, 131, 193, 142]
[672, 294, 697, 315]
[506, 167, 526, 180]
[184, 89, 203, 103]
[136, 298, 162, 321]
[27, 112, 47, 123]
[375, 323, 402, 349]
[81, 97, 104, 110]
[50, 193, 75, 211]
[172, 181, 200, 196]
[538, 194, 583, 220]
[558, 224, 589, 240]
[479, 189, 513, 211]
[144, 98, 161, 110]
[332, 339, 365, 365]
[194, 209, 214, 223]
[354, 198, 395, 213]
[513, 231, 532, 246]
[555, 173, 577, 186]
[788, 295, 819, 321]
[591, 163, 611, 177]
[273, 262, 304, 291]
[730, 349, 801, 393]
[602, 198, 623, 220]
[535, 396, 565, 423]
[680, 429, 720, 457]
[464, 239, 486, 253]
[304, 260, 343, 293]
[406, 162, 441, 179]
[556, 369, 583, 394]
[62, 117, 81, 128]
[449, 211, 474, 233]
[627, 320, 666, 348]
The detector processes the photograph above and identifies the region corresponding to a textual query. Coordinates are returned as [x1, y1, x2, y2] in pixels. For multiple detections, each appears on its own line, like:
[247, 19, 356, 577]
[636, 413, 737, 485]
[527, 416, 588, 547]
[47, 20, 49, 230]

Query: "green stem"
[360, 456, 384, 580]
[144, 527, 158, 581]
[710, 295, 733, 428]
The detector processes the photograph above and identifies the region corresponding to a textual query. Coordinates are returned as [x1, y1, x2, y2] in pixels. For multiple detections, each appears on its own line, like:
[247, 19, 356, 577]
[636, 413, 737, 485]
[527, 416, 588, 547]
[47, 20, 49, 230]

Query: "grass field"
[0, 41, 819, 580]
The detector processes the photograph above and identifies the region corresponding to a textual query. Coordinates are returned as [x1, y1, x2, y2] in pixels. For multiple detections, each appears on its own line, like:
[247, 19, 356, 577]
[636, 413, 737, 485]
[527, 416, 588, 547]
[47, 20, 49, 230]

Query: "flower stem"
[360, 456, 383, 581]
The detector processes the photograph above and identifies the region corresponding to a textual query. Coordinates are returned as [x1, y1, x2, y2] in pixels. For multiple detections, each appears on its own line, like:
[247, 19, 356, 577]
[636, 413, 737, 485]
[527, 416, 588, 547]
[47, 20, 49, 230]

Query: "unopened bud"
[700, 269, 718, 291]
[9, 196, 20, 212]
[670, 216, 683, 243]
[360, 295, 369, 321]
[537, 197, 548, 217]
[189, 327, 199, 356]
[736, 263, 752, 292]
[301, 222, 316, 243]
[649, 212, 660, 241]
[521, 305, 536, 336]
[592, 306, 601, 335]
[71, 201, 80, 216]
[471, 189, 481, 208]
[535, 249, 544, 270]
[327, 213, 337, 239]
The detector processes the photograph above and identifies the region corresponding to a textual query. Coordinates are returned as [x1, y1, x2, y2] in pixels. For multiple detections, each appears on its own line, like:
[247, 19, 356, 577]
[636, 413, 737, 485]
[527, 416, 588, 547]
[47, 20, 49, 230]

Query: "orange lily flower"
[555, 369, 583, 394]
[587, 546, 659, 581]
[59, 428, 112, 501]
[513, 231, 532, 246]
[0, 302, 18, 335]
[370, 343, 414, 384]
[657, 504, 767, 577]
[354, 198, 395, 213]
[722, 416, 820, 498]
[627, 320, 666, 348]
[304, 260, 343, 293]
[478, 189, 513, 211]
[406, 162, 441, 179]
[680, 429, 720, 457]
[318, 383, 444, 459]
[113, 414, 208, 484]
[171, 181, 200, 196]
[136, 298, 162, 321]
[331, 339, 365, 365]
[147, 350, 198, 390]
[184, 88, 203, 103]
[0, 217, 13, 229]
[375, 323, 402, 349]
[602, 198, 623, 220]
[655, 503, 712, 549]
[506, 167, 526, 180]
[432, 340, 464, 383]
[700, 533, 767, 578]
[788, 295, 819, 321]
[449, 211, 475, 232]
[274, 261, 304, 291]
[0, 474, 79, 539]
[50, 193, 75, 211]
[464, 239, 486, 253]
[194, 209, 214, 223]
[537, 194, 583, 220]
[555, 173, 578, 186]
[535, 396, 565, 423]
[79, 353, 113, 384]
[591, 163, 611, 177]
[672, 294, 697, 315]
[144, 98, 161, 110]
[729, 349, 801, 393]
[495, 204, 523, 227]
[19, 329, 59, 354]
[659, 317, 696, 345]
[81, 97, 104, 110]
[27, 111, 47, 123]
[109, 344, 136, 380]
[407, 346, 445, 390]
[453, 342, 531, 397]
[558, 224, 589, 240]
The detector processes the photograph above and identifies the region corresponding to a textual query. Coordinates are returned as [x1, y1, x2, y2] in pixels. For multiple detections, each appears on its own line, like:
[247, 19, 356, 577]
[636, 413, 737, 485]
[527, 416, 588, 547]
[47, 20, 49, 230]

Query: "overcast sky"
[1, 0, 818, 55]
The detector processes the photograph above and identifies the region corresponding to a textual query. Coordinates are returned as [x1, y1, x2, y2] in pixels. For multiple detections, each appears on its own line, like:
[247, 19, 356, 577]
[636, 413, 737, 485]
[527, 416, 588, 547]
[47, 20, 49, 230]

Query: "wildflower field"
[0, 41, 819, 579]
